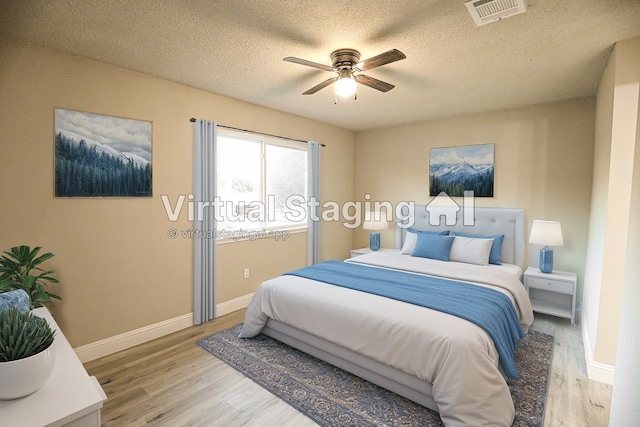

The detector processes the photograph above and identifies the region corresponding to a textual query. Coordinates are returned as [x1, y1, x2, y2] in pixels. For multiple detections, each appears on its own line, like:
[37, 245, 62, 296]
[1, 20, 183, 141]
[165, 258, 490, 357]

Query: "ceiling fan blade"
[354, 49, 406, 71]
[302, 76, 338, 95]
[355, 74, 395, 92]
[283, 57, 334, 72]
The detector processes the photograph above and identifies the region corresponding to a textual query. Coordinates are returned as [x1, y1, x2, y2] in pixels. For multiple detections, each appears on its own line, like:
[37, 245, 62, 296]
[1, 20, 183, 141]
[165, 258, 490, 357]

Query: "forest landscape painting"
[429, 144, 494, 197]
[55, 108, 152, 197]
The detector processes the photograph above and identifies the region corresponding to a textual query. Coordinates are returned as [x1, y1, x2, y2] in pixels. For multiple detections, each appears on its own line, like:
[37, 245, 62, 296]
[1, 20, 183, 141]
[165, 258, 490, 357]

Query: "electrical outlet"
[243, 268, 250, 279]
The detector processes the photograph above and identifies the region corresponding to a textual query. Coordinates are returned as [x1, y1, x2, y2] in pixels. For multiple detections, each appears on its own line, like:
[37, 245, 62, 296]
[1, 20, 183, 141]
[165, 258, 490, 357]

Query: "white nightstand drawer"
[527, 276, 573, 294]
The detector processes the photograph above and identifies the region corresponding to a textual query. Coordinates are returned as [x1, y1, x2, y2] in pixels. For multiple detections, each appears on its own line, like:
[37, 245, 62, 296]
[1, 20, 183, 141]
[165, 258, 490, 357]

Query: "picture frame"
[429, 143, 494, 197]
[54, 108, 152, 197]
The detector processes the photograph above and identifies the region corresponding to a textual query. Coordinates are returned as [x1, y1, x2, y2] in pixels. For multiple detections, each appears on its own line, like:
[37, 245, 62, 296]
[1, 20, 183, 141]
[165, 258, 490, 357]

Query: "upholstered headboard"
[395, 206, 525, 267]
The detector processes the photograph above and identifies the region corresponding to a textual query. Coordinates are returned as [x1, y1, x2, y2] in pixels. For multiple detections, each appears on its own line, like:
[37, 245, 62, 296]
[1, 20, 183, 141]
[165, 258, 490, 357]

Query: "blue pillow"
[401, 229, 451, 255]
[411, 233, 455, 261]
[407, 228, 450, 236]
[453, 232, 504, 265]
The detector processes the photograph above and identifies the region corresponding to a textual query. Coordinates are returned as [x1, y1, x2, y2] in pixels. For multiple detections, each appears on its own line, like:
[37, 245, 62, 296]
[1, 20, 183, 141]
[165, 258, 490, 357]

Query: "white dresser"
[0, 307, 107, 427]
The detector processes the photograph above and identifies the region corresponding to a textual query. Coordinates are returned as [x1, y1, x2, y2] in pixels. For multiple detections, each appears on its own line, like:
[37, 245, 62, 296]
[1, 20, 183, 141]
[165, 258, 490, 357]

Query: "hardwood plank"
[530, 313, 612, 426]
[85, 309, 611, 426]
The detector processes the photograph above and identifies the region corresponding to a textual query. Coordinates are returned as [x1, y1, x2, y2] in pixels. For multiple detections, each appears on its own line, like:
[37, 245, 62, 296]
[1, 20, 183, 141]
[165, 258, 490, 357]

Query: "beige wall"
[353, 100, 595, 292]
[0, 36, 354, 347]
[216, 232, 307, 303]
[583, 36, 640, 384]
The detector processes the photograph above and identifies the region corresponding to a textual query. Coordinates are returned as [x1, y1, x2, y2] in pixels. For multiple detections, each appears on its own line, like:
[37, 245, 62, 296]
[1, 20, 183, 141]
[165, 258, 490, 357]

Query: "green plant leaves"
[0, 246, 61, 309]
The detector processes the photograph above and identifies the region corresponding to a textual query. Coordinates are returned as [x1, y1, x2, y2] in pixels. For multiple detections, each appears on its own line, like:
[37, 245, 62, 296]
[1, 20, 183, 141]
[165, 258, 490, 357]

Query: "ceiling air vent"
[465, 0, 527, 26]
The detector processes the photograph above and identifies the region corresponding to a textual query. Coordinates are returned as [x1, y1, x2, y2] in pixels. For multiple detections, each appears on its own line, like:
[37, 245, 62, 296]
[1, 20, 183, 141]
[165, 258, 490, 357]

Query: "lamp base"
[369, 232, 381, 251]
[539, 246, 553, 273]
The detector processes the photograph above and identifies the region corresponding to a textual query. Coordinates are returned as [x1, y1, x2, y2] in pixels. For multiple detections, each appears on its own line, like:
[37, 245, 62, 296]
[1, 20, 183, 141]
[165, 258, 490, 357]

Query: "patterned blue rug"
[198, 325, 553, 427]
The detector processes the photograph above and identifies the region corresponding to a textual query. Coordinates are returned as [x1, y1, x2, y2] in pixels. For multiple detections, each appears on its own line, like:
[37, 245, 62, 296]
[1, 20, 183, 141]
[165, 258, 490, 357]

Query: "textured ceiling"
[1, 0, 640, 131]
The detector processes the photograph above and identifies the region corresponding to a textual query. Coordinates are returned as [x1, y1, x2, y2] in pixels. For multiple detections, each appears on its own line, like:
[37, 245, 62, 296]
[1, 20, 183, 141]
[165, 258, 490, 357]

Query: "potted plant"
[0, 306, 57, 399]
[0, 246, 60, 308]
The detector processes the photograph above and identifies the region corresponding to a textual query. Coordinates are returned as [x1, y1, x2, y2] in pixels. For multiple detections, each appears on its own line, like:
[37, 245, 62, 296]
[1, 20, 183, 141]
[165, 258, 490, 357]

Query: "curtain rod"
[189, 118, 325, 146]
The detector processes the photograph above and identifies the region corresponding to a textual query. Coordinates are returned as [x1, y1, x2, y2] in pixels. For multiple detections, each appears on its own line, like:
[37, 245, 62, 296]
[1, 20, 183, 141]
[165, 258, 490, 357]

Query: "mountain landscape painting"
[429, 144, 494, 197]
[55, 108, 152, 197]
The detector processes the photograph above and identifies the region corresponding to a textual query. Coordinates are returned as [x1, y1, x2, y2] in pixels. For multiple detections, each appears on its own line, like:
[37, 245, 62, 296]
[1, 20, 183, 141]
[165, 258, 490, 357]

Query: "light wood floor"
[84, 309, 612, 426]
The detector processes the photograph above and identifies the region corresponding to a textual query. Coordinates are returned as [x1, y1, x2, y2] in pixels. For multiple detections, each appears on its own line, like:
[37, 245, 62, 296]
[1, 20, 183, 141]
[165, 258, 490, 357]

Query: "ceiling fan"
[283, 48, 406, 98]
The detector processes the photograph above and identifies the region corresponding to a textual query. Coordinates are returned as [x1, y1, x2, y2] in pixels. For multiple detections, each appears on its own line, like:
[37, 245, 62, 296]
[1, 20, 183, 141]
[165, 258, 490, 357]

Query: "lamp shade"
[363, 211, 388, 231]
[529, 220, 564, 246]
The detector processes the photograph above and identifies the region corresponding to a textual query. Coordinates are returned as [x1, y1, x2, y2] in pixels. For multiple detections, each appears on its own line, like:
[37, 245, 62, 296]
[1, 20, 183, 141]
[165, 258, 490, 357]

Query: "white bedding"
[240, 251, 534, 427]
[346, 250, 532, 330]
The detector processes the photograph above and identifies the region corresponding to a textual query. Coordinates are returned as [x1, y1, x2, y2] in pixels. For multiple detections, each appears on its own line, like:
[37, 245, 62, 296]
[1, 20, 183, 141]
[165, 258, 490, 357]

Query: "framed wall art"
[429, 143, 494, 197]
[54, 108, 152, 197]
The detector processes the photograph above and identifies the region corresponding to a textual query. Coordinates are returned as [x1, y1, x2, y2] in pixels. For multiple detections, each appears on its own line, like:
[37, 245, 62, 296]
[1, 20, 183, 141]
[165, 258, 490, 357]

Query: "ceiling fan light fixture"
[284, 48, 405, 97]
[334, 69, 357, 98]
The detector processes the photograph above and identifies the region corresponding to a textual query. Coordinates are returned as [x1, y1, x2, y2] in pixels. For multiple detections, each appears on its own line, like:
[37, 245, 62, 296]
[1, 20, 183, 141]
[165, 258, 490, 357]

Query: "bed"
[239, 206, 534, 426]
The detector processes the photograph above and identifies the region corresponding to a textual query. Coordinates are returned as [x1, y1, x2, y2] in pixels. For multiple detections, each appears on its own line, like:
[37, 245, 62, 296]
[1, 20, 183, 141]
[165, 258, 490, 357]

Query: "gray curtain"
[307, 141, 321, 265]
[193, 119, 217, 325]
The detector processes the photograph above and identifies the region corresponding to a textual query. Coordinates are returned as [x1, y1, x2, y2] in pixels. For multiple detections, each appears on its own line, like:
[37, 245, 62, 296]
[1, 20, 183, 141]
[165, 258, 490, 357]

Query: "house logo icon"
[425, 191, 475, 226]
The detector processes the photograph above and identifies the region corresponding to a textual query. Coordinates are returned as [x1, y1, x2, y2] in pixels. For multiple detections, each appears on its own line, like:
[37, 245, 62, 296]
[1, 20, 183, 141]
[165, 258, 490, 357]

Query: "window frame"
[216, 128, 308, 238]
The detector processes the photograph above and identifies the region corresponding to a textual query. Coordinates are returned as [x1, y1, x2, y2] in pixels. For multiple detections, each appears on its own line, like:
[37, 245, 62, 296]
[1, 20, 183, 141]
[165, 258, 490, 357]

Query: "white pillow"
[449, 236, 494, 265]
[401, 232, 418, 254]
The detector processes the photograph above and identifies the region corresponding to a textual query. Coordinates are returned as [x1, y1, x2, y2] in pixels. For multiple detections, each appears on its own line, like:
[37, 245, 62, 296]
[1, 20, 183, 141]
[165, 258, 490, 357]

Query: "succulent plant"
[0, 308, 56, 362]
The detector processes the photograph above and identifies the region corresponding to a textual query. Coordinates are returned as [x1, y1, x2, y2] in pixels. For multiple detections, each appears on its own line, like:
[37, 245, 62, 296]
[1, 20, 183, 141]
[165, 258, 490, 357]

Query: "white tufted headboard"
[395, 206, 525, 267]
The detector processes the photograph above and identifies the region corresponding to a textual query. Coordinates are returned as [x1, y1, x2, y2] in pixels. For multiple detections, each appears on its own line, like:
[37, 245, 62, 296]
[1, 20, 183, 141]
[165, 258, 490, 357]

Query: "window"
[216, 129, 307, 233]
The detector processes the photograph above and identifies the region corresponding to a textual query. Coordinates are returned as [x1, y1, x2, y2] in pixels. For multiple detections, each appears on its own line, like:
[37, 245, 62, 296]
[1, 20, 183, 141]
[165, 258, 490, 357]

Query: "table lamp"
[363, 212, 388, 251]
[529, 220, 564, 273]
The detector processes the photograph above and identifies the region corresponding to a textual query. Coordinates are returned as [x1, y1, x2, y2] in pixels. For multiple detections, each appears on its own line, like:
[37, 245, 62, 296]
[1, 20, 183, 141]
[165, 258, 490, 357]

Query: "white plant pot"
[0, 341, 56, 400]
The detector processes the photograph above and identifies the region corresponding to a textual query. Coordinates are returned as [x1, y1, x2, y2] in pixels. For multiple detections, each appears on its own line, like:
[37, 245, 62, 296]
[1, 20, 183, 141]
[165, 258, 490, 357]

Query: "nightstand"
[524, 266, 577, 326]
[350, 247, 394, 258]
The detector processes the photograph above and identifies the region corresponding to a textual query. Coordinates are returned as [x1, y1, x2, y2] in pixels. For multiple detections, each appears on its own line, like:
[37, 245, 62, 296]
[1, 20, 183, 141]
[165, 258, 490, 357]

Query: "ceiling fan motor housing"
[331, 49, 360, 70]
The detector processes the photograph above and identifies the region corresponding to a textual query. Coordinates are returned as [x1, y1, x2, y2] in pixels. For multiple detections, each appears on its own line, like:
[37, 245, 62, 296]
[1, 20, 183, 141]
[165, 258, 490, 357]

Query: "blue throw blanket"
[284, 260, 524, 378]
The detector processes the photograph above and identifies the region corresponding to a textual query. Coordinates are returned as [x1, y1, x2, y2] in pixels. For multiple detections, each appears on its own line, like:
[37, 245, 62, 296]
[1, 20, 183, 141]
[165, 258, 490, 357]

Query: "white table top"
[0, 307, 106, 427]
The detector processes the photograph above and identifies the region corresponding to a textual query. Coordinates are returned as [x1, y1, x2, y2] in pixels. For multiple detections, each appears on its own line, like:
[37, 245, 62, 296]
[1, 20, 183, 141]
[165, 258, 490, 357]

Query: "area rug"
[198, 325, 553, 427]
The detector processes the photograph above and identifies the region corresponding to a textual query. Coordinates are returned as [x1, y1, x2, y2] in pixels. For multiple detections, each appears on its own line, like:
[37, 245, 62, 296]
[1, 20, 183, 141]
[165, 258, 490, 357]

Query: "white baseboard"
[74, 313, 193, 363]
[588, 360, 615, 385]
[75, 292, 255, 363]
[216, 292, 255, 317]
[582, 319, 615, 385]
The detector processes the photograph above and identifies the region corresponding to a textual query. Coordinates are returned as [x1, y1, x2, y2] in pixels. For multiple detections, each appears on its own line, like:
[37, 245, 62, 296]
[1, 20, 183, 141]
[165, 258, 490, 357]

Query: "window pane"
[217, 136, 262, 231]
[266, 144, 307, 229]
